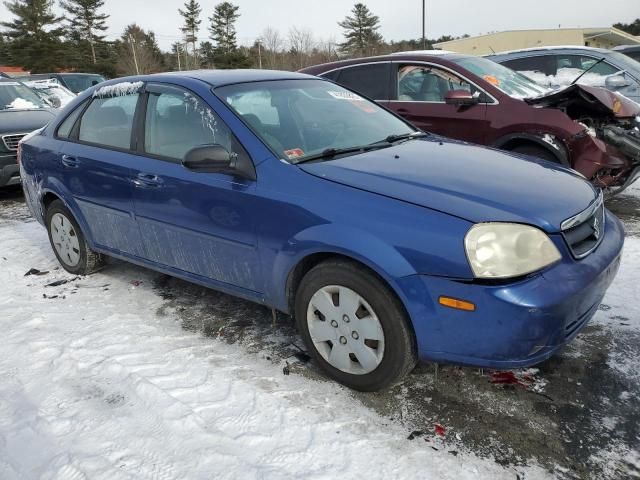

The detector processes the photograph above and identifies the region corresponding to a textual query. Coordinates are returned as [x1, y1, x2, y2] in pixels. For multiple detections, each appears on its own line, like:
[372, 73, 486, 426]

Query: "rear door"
[58, 85, 145, 257]
[323, 62, 392, 105]
[130, 83, 262, 292]
[387, 63, 490, 144]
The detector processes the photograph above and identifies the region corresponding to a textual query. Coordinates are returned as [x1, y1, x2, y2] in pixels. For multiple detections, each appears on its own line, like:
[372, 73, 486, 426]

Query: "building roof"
[435, 27, 640, 50]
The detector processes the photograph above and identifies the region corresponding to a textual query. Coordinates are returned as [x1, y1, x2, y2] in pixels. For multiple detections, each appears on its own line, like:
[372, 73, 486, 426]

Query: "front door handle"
[61, 154, 80, 168]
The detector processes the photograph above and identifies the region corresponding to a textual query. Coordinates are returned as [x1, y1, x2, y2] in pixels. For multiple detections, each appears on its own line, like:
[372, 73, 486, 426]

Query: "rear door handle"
[61, 154, 80, 168]
[132, 172, 162, 188]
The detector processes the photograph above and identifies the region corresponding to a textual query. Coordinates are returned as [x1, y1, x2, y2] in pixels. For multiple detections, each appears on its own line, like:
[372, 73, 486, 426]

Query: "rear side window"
[502, 56, 554, 75]
[144, 85, 234, 161]
[78, 93, 140, 150]
[334, 63, 390, 100]
[56, 100, 88, 138]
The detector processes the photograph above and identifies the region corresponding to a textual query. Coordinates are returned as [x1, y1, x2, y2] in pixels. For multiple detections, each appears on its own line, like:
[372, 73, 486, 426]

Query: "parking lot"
[1, 183, 638, 479]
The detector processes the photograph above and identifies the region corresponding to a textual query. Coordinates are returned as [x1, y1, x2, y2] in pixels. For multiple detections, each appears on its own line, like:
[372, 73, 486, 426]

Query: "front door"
[131, 83, 263, 293]
[388, 63, 490, 145]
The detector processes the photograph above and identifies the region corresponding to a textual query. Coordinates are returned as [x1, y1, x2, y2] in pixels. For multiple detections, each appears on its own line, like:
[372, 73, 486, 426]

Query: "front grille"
[2, 133, 27, 151]
[561, 192, 605, 259]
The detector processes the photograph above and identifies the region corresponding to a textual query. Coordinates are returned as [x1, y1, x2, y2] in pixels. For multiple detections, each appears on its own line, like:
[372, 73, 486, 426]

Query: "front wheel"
[45, 199, 105, 275]
[511, 144, 559, 163]
[295, 259, 417, 391]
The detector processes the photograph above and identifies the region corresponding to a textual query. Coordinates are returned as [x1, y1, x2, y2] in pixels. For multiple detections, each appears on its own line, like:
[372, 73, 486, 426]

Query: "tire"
[45, 199, 105, 275]
[511, 144, 559, 163]
[295, 259, 417, 391]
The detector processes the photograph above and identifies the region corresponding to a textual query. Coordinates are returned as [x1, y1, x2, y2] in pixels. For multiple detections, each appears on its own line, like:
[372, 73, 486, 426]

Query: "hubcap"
[50, 213, 81, 267]
[306, 285, 385, 375]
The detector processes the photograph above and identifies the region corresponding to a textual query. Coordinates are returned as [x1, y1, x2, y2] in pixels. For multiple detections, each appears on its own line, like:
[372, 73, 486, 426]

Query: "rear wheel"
[45, 200, 105, 275]
[511, 144, 559, 163]
[295, 259, 417, 391]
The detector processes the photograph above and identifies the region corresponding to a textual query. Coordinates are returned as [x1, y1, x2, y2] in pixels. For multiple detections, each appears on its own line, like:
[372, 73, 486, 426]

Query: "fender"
[38, 178, 99, 252]
[268, 223, 418, 313]
[493, 132, 570, 167]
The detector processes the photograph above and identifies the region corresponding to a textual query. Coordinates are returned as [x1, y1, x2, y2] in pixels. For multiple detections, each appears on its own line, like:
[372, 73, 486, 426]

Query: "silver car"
[487, 46, 640, 103]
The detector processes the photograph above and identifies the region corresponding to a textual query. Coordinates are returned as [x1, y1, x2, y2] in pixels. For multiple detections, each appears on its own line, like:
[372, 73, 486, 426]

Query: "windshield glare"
[0, 82, 47, 110]
[217, 79, 415, 162]
[453, 57, 549, 99]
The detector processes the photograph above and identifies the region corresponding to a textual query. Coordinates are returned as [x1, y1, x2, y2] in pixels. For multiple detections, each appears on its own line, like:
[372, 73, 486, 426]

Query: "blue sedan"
[19, 70, 624, 391]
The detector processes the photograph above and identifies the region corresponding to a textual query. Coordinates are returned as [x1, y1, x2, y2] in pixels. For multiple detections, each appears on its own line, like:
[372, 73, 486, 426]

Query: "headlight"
[465, 223, 561, 279]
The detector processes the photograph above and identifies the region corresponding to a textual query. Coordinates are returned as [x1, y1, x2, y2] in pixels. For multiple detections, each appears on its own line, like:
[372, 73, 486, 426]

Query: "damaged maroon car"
[301, 53, 640, 194]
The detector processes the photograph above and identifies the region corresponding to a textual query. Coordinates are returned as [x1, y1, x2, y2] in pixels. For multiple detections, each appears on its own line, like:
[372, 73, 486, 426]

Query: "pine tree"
[116, 24, 165, 75]
[1, 0, 65, 72]
[338, 3, 383, 57]
[209, 1, 239, 55]
[60, 0, 109, 65]
[178, 0, 202, 69]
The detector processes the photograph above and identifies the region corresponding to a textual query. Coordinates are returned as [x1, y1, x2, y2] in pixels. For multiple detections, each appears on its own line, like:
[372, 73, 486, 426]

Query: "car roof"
[489, 45, 612, 57]
[157, 69, 314, 86]
[300, 52, 473, 74]
[613, 45, 640, 53]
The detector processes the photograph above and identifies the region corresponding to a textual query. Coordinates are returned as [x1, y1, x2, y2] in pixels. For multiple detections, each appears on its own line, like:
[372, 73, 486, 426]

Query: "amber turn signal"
[438, 296, 476, 312]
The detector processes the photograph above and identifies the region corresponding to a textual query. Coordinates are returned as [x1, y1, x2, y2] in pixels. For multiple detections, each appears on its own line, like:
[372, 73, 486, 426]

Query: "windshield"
[0, 82, 47, 110]
[452, 56, 549, 99]
[62, 74, 106, 93]
[216, 79, 416, 162]
[26, 82, 76, 107]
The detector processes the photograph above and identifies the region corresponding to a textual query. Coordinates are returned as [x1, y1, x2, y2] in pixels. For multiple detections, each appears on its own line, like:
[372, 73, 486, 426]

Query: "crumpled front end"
[531, 85, 640, 193]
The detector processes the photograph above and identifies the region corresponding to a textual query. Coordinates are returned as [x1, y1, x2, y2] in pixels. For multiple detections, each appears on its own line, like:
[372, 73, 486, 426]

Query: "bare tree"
[288, 26, 314, 70]
[262, 26, 282, 69]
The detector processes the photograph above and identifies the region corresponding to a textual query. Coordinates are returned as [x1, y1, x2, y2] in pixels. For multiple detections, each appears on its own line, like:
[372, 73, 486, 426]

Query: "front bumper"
[0, 153, 20, 187]
[398, 209, 624, 368]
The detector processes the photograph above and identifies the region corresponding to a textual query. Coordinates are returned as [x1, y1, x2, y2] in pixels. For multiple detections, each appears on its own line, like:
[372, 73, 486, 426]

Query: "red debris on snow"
[130, 280, 143, 287]
[434, 424, 446, 437]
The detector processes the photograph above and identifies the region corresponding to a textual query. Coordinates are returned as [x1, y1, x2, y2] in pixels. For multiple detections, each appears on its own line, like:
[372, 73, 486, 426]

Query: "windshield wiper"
[374, 131, 429, 145]
[294, 144, 390, 164]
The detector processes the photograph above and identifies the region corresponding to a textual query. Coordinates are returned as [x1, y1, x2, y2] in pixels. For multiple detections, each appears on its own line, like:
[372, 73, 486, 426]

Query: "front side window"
[78, 92, 140, 149]
[217, 79, 415, 162]
[552, 55, 621, 87]
[144, 85, 233, 161]
[397, 65, 475, 102]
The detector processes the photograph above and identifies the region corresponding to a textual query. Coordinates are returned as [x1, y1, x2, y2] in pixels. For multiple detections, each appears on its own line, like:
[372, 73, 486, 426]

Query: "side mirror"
[182, 144, 235, 173]
[445, 89, 479, 106]
[605, 73, 631, 89]
[48, 96, 62, 109]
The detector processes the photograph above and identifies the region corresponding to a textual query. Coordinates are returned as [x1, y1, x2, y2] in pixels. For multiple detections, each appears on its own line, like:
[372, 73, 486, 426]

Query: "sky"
[0, 0, 638, 51]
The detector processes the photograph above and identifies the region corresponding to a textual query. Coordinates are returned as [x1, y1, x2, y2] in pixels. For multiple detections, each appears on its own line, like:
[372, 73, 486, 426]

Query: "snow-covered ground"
[0, 210, 551, 479]
[0, 184, 639, 479]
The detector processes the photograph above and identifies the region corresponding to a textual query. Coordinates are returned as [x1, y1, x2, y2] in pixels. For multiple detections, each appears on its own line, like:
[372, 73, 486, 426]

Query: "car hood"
[0, 108, 55, 133]
[525, 84, 640, 119]
[299, 138, 598, 232]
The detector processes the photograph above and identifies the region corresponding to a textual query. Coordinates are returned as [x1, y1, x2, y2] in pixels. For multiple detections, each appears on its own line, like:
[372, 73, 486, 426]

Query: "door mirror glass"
[605, 73, 631, 89]
[445, 89, 479, 106]
[182, 144, 234, 173]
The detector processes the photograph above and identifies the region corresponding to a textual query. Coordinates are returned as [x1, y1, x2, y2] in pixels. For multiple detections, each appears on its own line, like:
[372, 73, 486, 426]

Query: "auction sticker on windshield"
[328, 91, 365, 101]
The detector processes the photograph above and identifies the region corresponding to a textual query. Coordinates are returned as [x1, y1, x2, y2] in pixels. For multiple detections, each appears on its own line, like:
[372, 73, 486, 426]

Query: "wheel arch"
[38, 184, 97, 251]
[494, 133, 570, 166]
[284, 251, 419, 354]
